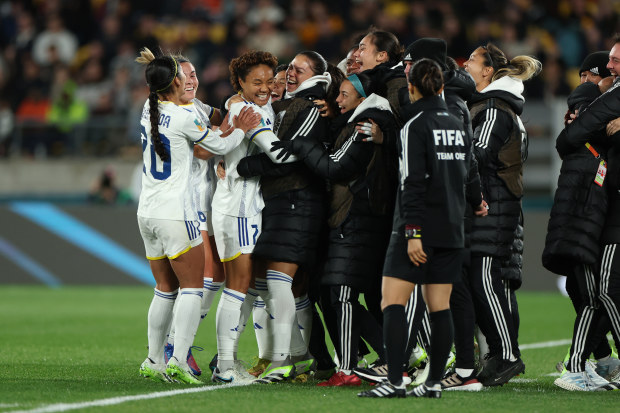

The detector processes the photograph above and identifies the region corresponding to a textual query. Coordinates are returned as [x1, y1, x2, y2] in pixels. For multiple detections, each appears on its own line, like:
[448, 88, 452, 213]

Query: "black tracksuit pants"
[469, 255, 520, 361]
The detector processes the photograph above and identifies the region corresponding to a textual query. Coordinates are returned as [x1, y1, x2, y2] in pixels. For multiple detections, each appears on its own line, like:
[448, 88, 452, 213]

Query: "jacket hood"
[362, 62, 406, 84]
[443, 69, 476, 101]
[285, 73, 331, 99]
[348, 93, 392, 123]
[469, 76, 525, 115]
[566, 82, 601, 112]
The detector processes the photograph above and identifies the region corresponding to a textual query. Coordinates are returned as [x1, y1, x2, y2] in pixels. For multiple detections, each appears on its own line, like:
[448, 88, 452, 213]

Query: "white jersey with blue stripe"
[138, 99, 243, 221]
[189, 99, 217, 214]
[212, 100, 275, 218]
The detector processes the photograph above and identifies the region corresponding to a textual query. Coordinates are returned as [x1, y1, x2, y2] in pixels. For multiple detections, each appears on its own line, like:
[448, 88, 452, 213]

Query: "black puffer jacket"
[469, 76, 527, 259]
[502, 221, 524, 289]
[543, 82, 609, 275]
[278, 94, 398, 289]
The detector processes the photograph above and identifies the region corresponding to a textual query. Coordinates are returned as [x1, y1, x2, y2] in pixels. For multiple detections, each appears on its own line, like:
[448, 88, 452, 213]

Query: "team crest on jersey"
[194, 119, 205, 131]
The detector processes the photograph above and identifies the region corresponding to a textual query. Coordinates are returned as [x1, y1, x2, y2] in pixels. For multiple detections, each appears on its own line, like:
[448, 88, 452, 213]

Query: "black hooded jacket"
[468, 76, 527, 259]
[361, 62, 409, 127]
[396, 95, 470, 248]
[543, 82, 609, 275]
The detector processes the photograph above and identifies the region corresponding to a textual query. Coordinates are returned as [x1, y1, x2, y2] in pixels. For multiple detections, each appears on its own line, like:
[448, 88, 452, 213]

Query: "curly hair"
[229, 51, 278, 92]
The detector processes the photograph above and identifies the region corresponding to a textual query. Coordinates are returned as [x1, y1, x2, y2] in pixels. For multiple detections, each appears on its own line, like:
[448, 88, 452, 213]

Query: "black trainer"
[353, 363, 389, 384]
[358, 381, 406, 398]
[407, 383, 442, 398]
[481, 357, 525, 387]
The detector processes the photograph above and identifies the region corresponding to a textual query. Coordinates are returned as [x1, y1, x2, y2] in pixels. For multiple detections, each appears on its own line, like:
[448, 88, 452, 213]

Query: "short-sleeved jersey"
[212, 100, 275, 217]
[188, 99, 217, 214]
[138, 99, 221, 221]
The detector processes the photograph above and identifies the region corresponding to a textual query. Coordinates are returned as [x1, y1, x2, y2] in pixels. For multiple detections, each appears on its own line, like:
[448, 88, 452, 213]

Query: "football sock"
[233, 288, 257, 358]
[295, 295, 313, 346]
[267, 270, 295, 362]
[201, 277, 223, 320]
[216, 288, 245, 372]
[428, 309, 454, 386]
[147, 289, 178, 365]
[253, 298, 273, 359]
[170, 288, 203, 368]
[383, 304, 407, 386]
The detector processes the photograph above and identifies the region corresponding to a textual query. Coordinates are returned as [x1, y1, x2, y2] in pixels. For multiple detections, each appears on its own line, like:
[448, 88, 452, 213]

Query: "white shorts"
[138, 216, 203, 260]
[198, 211, 214, 234]
[212, 211, 261, 262]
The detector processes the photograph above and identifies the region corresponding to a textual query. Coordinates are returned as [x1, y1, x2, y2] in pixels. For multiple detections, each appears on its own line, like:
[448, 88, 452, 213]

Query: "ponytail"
[148, 91, 168, 161]
[137, 47, 179, 162]
[482, 43, 541, 82]
[493, 55, 542, 82]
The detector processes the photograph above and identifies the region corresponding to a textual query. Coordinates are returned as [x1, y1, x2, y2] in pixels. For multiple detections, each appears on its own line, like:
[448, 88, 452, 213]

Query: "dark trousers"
[469, 255, 520, 361]
[450, 258, 477, 370]
[322, 285, 383, 370]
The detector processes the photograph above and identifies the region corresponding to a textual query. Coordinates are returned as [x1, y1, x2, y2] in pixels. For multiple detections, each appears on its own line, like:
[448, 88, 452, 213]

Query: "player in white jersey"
[134, 48, 260, 385]
[211, 50, 296, 384]
[162, 56, 227, 376]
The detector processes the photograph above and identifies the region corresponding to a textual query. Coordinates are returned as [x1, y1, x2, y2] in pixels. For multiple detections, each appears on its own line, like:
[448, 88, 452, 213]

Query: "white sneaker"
[554, 370, 598, 391]
[211, 366, 254, 385]
[412, 361, 430, 386]
[139, 357, 173, 383]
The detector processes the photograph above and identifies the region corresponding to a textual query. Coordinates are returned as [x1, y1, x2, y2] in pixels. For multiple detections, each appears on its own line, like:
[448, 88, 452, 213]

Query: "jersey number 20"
[141, 125, 171, 180]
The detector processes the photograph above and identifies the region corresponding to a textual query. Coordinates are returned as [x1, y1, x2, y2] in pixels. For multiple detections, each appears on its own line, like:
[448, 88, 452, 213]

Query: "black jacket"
[361, 62, 409, 127]
[543, 82, 609, 275]
[396, 95, 470, 248]
[468, 77, 527, 259]
[278, 94, 398, 228]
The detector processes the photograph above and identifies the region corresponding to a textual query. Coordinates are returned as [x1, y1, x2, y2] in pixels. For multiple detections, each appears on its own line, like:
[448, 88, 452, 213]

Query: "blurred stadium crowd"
[0, 0, 617, 158]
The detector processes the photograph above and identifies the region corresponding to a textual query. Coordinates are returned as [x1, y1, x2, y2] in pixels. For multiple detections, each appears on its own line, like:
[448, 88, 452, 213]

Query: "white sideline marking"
[519, 339, 571, 350]
[5, 338, 575, 413]
[8, 383, 249, 413]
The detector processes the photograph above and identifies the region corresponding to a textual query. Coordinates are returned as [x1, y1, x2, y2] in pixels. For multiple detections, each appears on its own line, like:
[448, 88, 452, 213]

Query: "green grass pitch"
[1, 286, 619, 412]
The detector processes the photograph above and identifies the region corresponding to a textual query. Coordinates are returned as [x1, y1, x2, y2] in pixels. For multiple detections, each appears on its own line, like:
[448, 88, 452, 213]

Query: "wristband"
[405, 225, 421, 239]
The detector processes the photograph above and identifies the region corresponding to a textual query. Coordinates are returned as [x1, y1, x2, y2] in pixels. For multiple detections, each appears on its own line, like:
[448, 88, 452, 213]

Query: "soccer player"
[135, 47, 259, 384]
[210, 50, 296, 384]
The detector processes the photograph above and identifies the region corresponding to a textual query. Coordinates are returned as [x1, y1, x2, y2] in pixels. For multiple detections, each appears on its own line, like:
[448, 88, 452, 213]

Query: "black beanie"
[403, 38, 447, 70]
[579, 51, 611, 78]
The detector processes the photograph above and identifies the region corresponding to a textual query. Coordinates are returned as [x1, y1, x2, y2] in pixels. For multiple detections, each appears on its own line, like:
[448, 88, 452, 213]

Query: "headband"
[156, 56, 178, 92]
[348, 74, 366, 98]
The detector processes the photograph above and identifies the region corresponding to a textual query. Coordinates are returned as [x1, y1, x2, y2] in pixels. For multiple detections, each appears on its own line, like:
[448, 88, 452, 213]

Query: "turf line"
[6, 338, 574, 413]
[519, 339, 571, 350]
[7, 383, 250, 413]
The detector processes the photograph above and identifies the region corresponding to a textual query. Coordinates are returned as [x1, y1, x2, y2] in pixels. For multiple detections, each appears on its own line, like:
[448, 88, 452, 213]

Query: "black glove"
[270, 140, 295, 162]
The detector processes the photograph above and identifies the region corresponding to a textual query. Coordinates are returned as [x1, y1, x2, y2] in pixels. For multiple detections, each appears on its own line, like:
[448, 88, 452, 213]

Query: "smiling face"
[464, 47, 493, 90]
[608, 43, 620, 78]
[286, 55, 314, 93]
[180, 61, 198, 104]
[335, 79, 364, 114]
[271, 70, 286, 101]
[346, 48, 361, 75]
[239, 64, 274, 106]
[357, 34, 387, 72]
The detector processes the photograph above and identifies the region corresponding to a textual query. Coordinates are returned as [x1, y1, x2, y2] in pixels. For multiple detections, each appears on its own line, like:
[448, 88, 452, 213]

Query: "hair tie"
[156, 56, 178, 92]
[348, 74, 366, 98]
